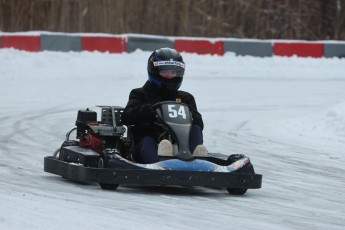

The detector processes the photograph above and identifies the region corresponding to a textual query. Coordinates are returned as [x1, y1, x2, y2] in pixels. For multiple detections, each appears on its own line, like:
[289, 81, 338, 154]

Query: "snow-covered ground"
[0, 48, 344, 230]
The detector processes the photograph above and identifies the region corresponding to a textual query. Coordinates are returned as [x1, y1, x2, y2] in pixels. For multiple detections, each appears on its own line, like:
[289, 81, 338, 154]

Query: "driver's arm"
[185, 95, 204, 130]
[122, 89, 145, 125]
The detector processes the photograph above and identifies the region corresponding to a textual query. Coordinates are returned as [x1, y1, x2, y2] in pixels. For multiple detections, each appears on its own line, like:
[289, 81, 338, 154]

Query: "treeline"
[0, 0, 344, 40]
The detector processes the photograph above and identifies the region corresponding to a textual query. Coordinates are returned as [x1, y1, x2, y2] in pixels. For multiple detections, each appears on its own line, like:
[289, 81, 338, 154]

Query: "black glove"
[139, 104, 156, 123]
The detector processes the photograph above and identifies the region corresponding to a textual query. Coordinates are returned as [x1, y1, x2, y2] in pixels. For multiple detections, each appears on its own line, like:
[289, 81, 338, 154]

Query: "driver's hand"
[139, 104, 156, 122]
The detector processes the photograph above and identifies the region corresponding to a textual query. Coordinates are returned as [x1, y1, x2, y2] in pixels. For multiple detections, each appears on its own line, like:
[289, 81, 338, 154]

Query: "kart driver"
[121, 48, 208, 163]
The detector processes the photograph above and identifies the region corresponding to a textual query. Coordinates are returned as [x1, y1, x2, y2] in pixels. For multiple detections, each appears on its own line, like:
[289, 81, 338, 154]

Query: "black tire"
[227, 188, 247, 195]
[226, 154, 246, 164]
[99, 183, 119, 190]
[227, 154, 255, 174]
[98, 158, 119, 190]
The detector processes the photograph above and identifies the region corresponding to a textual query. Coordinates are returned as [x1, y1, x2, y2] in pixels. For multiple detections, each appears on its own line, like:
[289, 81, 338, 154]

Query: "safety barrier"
[1, 32, 344, 58]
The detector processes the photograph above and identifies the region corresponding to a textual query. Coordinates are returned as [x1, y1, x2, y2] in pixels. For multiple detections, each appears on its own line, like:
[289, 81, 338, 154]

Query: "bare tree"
[0, 0, 344, 40]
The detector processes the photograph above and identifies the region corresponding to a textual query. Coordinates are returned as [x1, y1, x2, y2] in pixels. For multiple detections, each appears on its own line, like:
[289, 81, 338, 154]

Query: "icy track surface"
[0, 49, 345, 230]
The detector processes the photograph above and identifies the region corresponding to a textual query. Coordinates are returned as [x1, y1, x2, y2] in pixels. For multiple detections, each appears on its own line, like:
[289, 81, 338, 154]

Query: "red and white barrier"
[0, 32, 344, 58]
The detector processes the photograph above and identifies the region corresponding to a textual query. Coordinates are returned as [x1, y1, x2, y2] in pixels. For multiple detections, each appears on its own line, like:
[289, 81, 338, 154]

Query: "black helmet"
[147, 48, 185, 92]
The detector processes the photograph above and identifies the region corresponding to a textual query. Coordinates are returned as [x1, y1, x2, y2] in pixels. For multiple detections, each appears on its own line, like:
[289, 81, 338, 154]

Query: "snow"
[0, 48, 345, 229]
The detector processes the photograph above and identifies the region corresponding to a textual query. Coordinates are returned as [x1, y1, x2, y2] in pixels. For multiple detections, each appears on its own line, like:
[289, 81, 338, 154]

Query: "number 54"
[168, 105, 187, 119]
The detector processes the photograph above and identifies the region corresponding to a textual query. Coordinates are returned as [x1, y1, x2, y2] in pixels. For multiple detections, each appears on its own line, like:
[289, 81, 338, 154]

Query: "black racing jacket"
[122, 81, 203, 143]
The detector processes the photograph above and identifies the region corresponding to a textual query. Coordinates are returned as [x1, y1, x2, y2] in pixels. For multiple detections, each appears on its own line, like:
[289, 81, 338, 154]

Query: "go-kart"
[44, 102, 262, 195]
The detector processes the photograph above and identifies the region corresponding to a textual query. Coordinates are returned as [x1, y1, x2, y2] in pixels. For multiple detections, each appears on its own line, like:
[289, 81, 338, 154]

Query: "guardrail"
[1, 32, 344, 58]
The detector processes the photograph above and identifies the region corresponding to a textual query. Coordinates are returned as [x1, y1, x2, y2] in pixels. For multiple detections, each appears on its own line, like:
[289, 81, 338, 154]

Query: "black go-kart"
[44, 101, 262, 195]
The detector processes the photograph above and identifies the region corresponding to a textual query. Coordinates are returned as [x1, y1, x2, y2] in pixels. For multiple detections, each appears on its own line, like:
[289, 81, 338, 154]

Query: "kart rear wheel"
[99, 183, 119, 190]
[227, 188, 247, 195]
[98, 158, 119, 190]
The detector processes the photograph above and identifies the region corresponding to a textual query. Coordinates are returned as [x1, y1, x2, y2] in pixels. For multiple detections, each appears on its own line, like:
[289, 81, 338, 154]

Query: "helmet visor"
[153, 61, 185, 78]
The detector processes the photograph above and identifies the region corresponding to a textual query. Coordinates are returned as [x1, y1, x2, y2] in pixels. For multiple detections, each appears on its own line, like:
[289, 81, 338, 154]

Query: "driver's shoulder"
[130, 87, 146, 96]
[176, 90, 194, 99]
